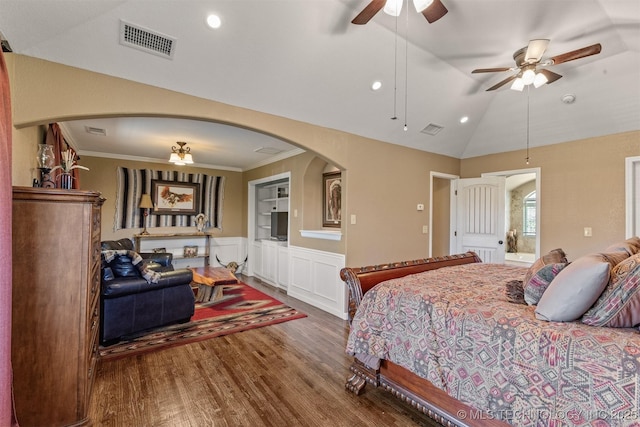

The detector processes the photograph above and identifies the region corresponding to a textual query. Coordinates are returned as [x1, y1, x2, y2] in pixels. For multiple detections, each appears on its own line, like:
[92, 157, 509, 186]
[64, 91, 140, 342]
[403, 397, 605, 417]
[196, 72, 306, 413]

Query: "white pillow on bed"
[535, 253, 614, 322]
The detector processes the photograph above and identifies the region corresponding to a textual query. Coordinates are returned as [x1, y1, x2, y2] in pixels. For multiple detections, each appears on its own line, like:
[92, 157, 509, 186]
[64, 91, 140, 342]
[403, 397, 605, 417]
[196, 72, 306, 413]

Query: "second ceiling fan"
[352, 0, 448, 25]
[472, 39, 602, 91]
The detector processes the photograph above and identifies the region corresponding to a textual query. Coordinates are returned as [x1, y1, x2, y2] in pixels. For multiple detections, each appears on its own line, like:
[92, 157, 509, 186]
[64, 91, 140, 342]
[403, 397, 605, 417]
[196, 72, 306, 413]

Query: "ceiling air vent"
[85, 126, 106, 136]
[119, 20, 176, 59]
[421, 123, 444, 136]
[254, 147, 283, 155]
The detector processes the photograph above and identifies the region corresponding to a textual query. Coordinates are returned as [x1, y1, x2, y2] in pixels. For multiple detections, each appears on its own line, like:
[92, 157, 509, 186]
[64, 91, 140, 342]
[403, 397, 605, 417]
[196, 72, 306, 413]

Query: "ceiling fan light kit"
[382, 0, 434, 17]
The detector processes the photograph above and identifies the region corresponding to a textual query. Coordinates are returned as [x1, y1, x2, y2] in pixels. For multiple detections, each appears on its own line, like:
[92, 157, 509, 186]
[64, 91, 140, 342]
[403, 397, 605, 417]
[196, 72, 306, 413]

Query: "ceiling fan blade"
[422, 0, 448, 23]
[351, 0, 385, 25]
[524, 39, 550, 63]
[472, 67, 512, 73]
[548, 43, 602, 65]
[537, 69, 563, 85]
[486, 74, 518, 91]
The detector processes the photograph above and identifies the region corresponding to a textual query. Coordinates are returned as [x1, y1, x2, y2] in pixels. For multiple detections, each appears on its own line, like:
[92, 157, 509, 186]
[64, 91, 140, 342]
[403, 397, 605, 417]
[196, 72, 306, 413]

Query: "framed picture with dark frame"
[151, 180, 200, 215]
[323, 171, 342, 228]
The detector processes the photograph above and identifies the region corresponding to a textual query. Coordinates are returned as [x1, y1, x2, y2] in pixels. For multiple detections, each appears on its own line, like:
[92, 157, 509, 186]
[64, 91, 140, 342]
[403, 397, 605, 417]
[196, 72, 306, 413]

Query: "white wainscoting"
[210, 237, 248, 274]
[287, 246, 347, 319]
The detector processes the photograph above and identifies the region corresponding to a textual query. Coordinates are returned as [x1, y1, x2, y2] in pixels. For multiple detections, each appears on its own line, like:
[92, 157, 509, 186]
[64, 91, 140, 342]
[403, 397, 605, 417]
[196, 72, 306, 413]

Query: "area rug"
[99, 282, 306, 360]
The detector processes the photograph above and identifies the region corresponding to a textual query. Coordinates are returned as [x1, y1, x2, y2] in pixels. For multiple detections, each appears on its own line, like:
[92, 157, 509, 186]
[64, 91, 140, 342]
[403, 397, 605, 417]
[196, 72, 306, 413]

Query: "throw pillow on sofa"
[582, 253, 640, 327]
[102, 249, 161, 283]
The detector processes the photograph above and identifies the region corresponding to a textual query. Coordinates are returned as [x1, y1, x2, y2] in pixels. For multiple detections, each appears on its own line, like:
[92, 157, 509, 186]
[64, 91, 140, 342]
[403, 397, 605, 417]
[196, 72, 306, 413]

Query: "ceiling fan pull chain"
[391, 12, 399, 121]
[404, 1, 409, 131]
[525, 85, 531, 165]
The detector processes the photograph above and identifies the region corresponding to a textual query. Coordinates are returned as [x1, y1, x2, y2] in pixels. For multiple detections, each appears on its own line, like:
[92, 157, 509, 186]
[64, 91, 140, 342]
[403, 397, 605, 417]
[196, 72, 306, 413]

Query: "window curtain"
[44, 123, 81, 189]
[0, 49, 19, 426]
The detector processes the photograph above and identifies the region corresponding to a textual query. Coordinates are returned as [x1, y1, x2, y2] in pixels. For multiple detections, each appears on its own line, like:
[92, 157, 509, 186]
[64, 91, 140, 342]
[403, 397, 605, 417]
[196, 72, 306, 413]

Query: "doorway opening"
[484, 168, 540, 265]
[429, 168, 540, 264]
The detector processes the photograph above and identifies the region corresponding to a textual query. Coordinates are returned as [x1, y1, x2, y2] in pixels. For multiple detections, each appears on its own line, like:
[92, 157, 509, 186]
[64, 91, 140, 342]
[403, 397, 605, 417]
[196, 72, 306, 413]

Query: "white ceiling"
[1, 0, 639, 171]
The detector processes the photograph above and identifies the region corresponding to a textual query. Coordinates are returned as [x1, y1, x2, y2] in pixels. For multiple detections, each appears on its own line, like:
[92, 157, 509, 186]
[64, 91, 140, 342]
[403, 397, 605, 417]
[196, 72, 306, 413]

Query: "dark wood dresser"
[11, 187, 104, 427]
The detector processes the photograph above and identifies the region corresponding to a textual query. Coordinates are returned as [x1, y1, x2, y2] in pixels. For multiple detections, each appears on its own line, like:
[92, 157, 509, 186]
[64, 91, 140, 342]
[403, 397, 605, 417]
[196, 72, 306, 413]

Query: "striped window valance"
[114, 167, 225, 231]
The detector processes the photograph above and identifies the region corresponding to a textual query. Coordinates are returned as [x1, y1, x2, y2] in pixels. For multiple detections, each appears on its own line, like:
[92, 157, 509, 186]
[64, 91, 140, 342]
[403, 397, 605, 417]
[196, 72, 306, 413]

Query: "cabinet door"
[252, 242, 263, 276]
[262, 241, 277, 282]
[277, 246, 289, 289]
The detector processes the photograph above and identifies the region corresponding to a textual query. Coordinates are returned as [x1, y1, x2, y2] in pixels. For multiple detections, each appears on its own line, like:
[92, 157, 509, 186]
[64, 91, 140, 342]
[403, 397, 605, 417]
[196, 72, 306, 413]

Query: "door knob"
[498, 240, 504, 245]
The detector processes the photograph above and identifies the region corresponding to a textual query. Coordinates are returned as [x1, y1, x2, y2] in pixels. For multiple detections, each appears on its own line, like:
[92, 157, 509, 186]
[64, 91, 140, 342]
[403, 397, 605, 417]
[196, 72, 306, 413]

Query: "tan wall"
[79, 156, 243, 242]
[11, 54, 635, 266]
[7, 54, 460, 267]
[461, 131, 640, 260]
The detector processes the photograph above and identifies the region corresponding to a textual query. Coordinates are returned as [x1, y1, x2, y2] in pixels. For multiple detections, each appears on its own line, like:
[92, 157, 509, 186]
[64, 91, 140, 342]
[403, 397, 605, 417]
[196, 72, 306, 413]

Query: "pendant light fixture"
[169, 141, 194, 165]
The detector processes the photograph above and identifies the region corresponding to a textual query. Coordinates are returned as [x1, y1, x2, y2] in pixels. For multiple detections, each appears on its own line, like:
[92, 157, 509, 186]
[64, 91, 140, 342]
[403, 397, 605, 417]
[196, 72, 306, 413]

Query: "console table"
[134, 232, 212, 266]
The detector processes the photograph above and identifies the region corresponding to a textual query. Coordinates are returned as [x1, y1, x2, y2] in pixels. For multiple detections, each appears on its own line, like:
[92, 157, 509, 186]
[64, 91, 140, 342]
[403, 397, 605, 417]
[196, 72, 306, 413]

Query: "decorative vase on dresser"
[11, 187, 104, 427]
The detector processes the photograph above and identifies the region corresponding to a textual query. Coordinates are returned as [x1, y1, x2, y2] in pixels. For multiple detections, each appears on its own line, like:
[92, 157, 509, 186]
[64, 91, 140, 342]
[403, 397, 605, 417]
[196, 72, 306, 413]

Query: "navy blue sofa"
[100, 238, 195, 346]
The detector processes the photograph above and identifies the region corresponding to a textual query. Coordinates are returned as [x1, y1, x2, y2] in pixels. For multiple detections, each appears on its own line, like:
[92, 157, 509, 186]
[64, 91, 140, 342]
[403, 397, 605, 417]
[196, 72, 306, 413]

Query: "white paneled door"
[452, 177, 506, 263]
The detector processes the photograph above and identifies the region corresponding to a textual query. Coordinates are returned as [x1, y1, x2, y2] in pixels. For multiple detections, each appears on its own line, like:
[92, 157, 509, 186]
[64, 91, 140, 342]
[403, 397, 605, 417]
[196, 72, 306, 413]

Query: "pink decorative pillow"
[582, 253, 640, 327]
[523, 248, 567, 289]
[523, 263, 567, 305]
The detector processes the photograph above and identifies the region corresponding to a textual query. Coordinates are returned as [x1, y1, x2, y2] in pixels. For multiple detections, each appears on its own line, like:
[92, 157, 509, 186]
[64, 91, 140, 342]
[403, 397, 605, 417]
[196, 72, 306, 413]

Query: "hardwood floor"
[89, 275, 442, 426]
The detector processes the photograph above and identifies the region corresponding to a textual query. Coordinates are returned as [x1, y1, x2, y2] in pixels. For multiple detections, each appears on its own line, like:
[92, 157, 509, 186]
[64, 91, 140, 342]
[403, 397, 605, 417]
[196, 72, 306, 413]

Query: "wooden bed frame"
[341, 252, 509, 427]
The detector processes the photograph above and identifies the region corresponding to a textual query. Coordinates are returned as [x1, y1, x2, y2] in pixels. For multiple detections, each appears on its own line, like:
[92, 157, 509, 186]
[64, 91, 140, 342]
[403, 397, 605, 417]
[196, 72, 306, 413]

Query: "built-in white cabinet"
[255, 179, 289, 241]
[259, 240, 288, 289]
[248, 173, 291, 290]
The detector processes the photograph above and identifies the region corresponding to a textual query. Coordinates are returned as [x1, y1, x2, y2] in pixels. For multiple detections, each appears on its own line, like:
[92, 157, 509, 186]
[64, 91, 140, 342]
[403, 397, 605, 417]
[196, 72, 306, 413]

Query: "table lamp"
[139, 194, 153, 235]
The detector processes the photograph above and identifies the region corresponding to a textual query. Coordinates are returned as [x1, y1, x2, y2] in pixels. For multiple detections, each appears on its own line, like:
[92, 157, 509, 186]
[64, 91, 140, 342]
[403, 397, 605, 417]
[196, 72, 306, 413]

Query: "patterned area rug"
[99, 282, 306, 360]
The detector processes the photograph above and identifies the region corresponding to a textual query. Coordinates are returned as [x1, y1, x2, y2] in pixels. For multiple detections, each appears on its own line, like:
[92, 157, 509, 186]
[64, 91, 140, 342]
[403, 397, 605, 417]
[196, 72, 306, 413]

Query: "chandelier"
[169, 141, 194, 165]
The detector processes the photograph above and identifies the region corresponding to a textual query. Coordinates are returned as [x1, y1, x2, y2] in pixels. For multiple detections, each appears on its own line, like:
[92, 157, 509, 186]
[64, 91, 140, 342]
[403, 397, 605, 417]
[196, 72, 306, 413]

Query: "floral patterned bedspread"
[346, 263, 640, 426]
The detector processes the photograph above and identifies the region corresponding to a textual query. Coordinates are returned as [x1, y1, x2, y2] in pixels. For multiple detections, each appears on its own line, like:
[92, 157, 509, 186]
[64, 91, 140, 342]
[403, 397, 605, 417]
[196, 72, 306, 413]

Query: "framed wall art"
[151, 180, 200, 215]
[323, 171, 342, 228]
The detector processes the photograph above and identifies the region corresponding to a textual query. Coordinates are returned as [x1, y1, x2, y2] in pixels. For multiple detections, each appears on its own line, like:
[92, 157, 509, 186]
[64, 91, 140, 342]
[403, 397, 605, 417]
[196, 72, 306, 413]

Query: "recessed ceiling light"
[207, 14, 222, 29]
[459, 116, 469, 124]
[371, 81, 382, 91]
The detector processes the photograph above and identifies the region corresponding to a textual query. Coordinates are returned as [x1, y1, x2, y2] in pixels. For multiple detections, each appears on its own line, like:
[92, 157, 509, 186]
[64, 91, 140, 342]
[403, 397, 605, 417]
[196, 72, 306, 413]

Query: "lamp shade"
[510, 78, 525, 92]
[383, 0, 403, 16]
[139, 194, 153, 209]
[533, 72, 548, 88]
[413, 0, 433, 12]
[522, 68, 536, 85]
[169, 152, 181, 163]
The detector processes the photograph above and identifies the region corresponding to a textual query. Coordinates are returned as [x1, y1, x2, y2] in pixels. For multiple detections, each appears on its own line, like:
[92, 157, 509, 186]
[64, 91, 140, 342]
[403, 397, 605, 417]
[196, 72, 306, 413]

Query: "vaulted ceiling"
[1, 0, 638, 170]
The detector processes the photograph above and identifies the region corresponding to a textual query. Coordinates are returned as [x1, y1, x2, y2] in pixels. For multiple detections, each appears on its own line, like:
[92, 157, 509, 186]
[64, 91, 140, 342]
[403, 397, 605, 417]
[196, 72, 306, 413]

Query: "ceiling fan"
[472, 39, 602, 91]
[352, 0, 448, 25]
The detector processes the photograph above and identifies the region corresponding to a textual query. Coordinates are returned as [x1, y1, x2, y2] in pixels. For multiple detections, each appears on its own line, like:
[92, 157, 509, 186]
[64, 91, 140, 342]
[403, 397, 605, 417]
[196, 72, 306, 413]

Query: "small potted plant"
[51, 150, 89, 189]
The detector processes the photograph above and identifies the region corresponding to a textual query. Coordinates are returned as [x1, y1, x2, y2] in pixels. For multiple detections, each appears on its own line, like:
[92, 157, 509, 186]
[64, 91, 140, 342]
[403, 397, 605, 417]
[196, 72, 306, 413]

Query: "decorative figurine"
[195, 213, 207, 234]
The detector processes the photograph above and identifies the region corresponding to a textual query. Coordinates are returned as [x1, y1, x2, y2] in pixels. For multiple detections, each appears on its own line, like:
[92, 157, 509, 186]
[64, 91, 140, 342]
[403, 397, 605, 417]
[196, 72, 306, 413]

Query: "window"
[523, 191, 536, 236]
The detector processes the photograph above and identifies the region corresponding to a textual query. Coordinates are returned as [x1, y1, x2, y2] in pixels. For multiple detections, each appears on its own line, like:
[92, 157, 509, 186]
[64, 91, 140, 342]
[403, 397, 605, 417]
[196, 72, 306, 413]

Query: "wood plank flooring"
[89, 275, 442, 426]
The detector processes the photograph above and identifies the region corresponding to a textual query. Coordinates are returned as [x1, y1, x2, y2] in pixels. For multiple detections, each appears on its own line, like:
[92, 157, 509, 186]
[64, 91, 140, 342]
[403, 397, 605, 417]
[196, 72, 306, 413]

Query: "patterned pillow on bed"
[523, 262, 568, 305]
[605, 236, 640, 256]
[582, 253, 640, 327]
[523, 248, 567, 289]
